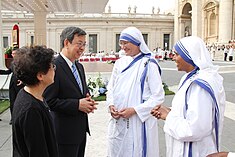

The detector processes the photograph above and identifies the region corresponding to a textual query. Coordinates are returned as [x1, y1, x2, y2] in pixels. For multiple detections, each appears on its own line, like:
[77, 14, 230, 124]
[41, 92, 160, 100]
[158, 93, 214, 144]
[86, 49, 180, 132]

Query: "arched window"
[182, 3, 192, 15]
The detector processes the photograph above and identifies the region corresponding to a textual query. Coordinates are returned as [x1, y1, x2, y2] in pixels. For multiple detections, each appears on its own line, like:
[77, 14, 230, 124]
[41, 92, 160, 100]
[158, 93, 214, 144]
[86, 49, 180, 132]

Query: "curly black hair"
[13, 45, 55, 86]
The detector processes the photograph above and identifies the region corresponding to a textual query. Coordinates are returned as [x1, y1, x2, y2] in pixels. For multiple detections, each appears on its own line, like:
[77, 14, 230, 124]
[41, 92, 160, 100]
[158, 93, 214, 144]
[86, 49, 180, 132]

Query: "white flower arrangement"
[87, 74, 108, 97]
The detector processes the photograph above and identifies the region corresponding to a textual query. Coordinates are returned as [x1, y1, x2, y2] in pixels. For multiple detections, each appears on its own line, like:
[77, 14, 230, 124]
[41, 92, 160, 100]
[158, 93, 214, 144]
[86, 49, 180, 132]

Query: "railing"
[1, 11, 174, 19]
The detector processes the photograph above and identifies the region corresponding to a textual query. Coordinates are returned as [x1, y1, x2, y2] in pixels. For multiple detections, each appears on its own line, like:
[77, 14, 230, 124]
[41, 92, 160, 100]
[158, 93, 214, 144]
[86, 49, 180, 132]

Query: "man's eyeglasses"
[172, 51, 178, 55]
[73, 42, 88, 48]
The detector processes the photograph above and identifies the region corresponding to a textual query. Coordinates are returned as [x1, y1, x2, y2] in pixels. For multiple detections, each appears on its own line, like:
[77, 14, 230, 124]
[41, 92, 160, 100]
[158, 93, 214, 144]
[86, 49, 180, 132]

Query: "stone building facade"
[1, 13, 174, 54]
[174, 0, 235, 44]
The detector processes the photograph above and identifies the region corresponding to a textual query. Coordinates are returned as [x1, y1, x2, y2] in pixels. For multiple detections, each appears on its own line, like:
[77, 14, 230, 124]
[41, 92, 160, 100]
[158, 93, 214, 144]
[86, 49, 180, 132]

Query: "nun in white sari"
[106, 27, 164, 157]
[151, 36, 226, 157]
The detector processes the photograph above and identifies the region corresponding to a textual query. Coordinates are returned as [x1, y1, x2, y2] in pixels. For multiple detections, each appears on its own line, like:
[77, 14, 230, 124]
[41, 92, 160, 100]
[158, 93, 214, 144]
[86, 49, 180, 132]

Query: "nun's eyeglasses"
[172, 51, 178, 55]
[119, 41, 130, 47]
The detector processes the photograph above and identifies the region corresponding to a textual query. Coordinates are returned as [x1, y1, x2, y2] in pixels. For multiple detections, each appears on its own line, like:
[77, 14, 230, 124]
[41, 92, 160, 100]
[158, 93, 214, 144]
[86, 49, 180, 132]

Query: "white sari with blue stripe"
[106, 54, 164, 157]
[164, 69, 225, 157]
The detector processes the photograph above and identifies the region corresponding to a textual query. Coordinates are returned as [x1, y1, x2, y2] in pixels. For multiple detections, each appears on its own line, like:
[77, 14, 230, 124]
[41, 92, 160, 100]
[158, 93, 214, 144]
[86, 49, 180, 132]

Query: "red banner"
[12, 24, 19, 48]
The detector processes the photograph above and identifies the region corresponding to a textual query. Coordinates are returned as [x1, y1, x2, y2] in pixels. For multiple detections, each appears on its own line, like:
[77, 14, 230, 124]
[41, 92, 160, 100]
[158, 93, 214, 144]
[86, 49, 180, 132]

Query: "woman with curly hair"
[12, 46, 58, 157]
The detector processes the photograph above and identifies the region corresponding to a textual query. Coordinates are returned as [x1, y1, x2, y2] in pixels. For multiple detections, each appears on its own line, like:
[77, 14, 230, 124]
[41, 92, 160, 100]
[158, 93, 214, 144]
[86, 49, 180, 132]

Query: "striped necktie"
[72, 63, 83, 93]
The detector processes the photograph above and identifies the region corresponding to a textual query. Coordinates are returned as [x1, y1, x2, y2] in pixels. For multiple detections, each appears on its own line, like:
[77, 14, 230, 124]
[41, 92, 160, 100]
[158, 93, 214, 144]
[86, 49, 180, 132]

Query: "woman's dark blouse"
[12, 89, 58, 157]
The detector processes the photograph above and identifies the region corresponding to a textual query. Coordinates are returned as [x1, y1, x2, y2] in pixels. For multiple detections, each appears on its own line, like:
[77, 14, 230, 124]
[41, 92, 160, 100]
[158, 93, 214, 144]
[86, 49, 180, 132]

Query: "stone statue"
[128, 6, 131, 13]
[108, 5, 111, 13]
[157, 7, 160, 14]
[152, 6, 155, 14]
[134, 6, 137, 13]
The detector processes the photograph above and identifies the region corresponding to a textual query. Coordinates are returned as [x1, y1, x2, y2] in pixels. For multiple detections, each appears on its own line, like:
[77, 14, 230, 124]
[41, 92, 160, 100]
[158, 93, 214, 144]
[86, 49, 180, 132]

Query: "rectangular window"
[89, 34, 97, 53]
[116, 34, 120, 52]
[30, 36, 34, 47]
[3, 36, 9, 48]
[142, 34, 148, 45]
[163, 34, 170, 50]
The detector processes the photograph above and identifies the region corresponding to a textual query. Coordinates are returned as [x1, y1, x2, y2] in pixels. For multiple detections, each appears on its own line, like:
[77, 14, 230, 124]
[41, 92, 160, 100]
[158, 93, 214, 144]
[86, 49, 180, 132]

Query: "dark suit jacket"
[9, 76, 24, 109]
[44, 54, 90, 145]
[0, 65, 24, 108]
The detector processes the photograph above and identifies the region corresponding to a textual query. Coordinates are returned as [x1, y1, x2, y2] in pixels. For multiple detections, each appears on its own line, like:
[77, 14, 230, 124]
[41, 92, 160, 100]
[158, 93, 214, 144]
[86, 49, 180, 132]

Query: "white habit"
[106, 54, 164, 157]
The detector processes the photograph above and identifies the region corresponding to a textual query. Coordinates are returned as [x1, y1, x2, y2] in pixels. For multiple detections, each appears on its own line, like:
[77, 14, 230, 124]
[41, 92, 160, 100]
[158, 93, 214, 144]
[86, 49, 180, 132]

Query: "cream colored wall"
[1, 19, 34, 48]
[219, 0, 233, 42]
[0, 0, 4, 68]
[2, 14, 174, 53]
[192, 0, 202, 37]
[176, 0, 234, 43]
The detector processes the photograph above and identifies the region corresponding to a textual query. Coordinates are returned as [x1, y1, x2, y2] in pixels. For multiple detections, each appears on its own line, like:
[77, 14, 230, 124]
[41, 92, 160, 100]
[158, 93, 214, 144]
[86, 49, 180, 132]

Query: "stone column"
[155, 28, 161, 48]
[150, 27, 157, 50]
[179, 19, 185, 38]
[34, 11, 47, 45]
[174, 0, 179, 43]
[215, 6, 219, 40]
[106, 27, 113, 54]
[204, 15, 208, 41]
[219, 0, 233, 42]
[202, 10, 207, 40]
[192, 0, 202, 37]
[232, 1, 235, 39]
[0, 0, 4, 68]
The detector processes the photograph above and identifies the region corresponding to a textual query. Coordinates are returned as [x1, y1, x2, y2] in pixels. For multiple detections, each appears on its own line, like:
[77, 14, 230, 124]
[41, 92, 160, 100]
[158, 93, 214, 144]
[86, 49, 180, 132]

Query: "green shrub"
[0, 100, 10, 114]
[92, 82, 175, 101]
[4, 46, 12, 55]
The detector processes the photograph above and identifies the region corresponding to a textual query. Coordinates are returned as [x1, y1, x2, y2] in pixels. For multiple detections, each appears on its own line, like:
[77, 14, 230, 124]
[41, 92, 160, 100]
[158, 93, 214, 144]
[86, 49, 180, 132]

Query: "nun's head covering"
[119, 27, 151, 54]
[173, 36, 216, 70]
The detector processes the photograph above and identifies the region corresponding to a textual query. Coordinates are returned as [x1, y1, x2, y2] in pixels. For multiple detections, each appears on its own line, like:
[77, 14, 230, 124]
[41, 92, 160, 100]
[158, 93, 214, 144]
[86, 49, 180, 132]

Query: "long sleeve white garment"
[107, 55, 164, 157]
[228, 152, 235, 157]
[106, 55, 164, 121]
[164, 70, 225, 157]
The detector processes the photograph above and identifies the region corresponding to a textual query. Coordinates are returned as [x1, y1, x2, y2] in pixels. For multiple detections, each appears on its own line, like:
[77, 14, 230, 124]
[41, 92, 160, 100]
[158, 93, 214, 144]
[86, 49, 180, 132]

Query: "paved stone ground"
[0, 99, 171, 157]
[85, 101, 109, 157]
[1, 97, 235, 157]
[83, 62, 114, 73]
[85, 100, 170, 157]
[1, 59, 235, 157]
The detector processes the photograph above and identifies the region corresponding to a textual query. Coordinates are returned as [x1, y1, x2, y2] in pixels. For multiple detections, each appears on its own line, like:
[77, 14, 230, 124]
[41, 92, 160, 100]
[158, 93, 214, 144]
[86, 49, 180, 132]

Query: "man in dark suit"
[44, 27, 97, 157]
[0, 47, 24, 124]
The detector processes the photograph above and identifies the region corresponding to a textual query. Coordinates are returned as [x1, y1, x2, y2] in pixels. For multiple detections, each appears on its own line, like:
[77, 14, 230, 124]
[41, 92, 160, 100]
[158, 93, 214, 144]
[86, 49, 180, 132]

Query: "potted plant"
[4, 46, 14, 69]
[4, 46, 13, 58]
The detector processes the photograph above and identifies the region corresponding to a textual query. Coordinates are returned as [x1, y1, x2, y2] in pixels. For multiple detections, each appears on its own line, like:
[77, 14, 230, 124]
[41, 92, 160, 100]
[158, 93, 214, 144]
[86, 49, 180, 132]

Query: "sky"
[105, 0, 175, 14]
